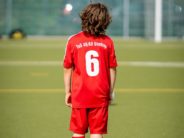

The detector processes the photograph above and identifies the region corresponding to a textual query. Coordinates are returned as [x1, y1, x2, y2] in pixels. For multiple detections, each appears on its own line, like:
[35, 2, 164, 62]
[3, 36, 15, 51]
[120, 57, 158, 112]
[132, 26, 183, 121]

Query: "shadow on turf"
[110, 103, 117, 106]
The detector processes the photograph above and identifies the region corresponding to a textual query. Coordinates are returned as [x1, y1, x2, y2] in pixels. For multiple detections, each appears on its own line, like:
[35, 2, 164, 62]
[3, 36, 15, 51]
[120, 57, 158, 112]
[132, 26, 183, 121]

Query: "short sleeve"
[109, 40, 118, 68]
[63, 39, 73, 68]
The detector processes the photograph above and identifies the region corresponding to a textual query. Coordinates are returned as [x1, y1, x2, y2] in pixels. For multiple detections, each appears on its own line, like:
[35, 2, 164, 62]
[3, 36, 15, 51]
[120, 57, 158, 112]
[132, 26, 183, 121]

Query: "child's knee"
[72, 133, 85, 138]
[90, 134, 103, 138]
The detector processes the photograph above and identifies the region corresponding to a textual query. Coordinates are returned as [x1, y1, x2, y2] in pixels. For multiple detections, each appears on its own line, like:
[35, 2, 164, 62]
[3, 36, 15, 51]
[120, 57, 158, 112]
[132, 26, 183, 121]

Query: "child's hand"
[109, 92, 115, 104]
[65, 92, 72, 107]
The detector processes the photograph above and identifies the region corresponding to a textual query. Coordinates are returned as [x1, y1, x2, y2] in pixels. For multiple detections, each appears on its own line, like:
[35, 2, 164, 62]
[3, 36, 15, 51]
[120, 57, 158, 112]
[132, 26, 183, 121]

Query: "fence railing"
[0, 0, 183, 39]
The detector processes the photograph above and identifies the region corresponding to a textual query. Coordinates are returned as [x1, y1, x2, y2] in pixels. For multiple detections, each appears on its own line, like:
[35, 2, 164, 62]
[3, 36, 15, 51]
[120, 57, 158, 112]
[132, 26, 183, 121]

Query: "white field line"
[0, 61, 184, 68]
[118, 61, 184, 68]
[0, 61, 60, 66]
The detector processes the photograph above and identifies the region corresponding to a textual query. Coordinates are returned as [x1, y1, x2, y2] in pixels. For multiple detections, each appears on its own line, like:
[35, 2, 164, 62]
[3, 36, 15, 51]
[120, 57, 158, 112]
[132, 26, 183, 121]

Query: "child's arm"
[64, 68, 72, 107]
[110, 67, 117, 100]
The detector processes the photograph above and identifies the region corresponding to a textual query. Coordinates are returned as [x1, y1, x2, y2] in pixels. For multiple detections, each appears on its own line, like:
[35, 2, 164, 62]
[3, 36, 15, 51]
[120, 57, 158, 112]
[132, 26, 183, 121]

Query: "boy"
[63, 3, 117, 138]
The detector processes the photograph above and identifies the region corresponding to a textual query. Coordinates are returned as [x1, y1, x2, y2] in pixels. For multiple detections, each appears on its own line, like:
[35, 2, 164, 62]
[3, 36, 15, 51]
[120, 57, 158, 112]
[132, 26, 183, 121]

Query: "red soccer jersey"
[63, 31, 117, 108]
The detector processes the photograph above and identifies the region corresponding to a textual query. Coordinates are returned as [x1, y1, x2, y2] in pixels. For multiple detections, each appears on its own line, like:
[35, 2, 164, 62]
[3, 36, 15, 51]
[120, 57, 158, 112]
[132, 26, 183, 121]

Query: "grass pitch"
[0, 38, 184, 138]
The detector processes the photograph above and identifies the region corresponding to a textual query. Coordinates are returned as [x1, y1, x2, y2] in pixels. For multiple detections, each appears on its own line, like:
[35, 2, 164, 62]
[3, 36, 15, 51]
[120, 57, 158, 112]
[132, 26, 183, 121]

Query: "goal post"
[154, 0, 163, 43]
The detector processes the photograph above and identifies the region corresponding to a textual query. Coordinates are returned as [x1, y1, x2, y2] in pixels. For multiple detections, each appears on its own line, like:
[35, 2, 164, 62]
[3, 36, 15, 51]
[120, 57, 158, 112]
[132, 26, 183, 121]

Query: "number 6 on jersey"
[85, 50, 99, 77]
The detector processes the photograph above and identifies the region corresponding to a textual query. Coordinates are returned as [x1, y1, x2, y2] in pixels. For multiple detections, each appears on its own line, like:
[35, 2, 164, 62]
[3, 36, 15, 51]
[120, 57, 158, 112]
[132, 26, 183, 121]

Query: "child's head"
[80, 3, 111, 36]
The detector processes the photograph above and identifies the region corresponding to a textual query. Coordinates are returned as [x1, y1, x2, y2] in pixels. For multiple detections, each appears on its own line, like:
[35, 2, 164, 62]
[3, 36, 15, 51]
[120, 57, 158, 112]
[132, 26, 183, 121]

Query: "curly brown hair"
[80, 3, 112, 36]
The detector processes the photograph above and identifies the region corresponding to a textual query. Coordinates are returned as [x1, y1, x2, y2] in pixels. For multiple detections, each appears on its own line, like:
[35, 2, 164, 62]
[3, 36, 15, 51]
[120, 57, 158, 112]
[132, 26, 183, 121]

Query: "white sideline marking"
[0, 61, 184, 68]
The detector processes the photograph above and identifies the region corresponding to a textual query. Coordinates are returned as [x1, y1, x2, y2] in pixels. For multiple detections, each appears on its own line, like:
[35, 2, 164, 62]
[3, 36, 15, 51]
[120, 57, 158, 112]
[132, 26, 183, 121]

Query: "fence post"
[5, 0, 13, 35]
[123, 0, 129, 38]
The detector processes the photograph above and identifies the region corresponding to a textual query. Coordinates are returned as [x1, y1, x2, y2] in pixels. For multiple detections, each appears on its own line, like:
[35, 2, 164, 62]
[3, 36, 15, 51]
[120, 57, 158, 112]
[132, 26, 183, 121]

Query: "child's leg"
[88, 107, 108, 136]
[72, 133, 85, 138]
[70, 108, 88, 138]
[90, 134, 103, 138]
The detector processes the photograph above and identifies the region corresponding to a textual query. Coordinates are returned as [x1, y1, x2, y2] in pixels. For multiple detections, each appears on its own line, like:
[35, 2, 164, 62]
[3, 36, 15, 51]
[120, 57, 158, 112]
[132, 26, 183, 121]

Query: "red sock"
[72, 136, 85, 138]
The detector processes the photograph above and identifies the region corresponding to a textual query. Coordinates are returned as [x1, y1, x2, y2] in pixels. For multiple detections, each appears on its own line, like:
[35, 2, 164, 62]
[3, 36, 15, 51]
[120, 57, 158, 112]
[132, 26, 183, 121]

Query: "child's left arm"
[64, 68, 72, 107]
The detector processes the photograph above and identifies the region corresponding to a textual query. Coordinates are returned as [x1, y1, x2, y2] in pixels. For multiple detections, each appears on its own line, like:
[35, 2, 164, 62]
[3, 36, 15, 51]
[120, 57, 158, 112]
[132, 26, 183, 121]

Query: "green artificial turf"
[0, 38, 184, 138]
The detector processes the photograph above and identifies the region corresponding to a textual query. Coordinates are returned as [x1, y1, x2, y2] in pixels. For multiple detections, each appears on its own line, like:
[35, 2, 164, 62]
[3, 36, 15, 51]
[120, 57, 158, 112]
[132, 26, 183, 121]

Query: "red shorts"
[69, 107, 108, 134]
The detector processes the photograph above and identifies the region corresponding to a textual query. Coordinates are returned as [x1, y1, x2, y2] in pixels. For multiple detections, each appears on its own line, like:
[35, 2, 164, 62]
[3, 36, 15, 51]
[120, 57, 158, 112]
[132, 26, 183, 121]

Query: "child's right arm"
[110, 67, 117, 101]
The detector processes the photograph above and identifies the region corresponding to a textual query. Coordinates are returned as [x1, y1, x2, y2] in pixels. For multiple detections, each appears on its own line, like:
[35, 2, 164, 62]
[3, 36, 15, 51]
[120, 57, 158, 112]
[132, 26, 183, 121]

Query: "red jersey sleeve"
[109, 40, 118, 68]
[63, 38, 73, 68]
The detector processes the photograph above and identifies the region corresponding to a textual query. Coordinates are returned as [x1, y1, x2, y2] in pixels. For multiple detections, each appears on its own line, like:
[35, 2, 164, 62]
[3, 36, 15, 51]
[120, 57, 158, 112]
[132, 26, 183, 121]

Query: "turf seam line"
[0, 88, 183, 93]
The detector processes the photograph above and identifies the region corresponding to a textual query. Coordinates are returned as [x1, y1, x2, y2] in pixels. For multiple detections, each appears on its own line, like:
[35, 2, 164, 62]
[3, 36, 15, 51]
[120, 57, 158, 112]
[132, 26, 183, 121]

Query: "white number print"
[85, 50, 99, 77]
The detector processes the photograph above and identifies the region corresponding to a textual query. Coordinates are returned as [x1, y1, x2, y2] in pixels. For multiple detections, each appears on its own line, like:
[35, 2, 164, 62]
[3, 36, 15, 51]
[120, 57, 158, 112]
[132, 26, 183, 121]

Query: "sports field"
[0, 38, 184, 138]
